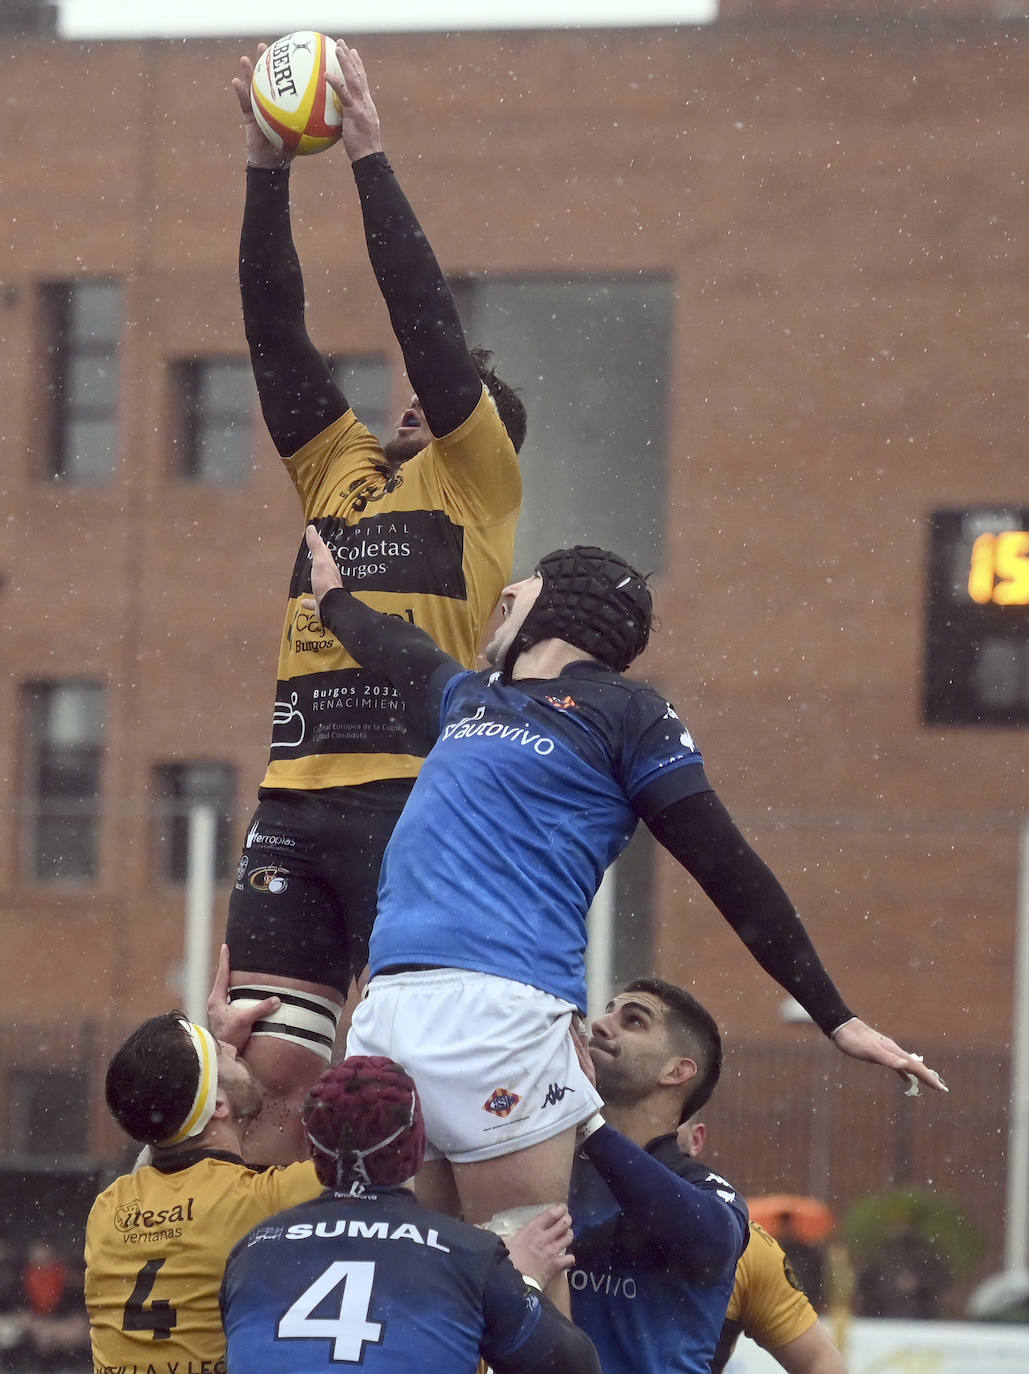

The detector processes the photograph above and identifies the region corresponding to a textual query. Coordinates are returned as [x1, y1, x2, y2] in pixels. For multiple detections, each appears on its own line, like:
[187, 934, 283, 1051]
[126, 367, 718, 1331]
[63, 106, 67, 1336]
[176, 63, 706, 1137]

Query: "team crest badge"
[545, 695, 577, 711]
[483, 1087, 521, 1118]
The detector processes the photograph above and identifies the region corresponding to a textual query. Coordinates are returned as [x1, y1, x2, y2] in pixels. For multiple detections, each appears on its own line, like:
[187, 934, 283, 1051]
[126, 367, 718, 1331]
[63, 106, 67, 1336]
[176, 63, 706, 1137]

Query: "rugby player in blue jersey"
[568, 977, 749, 1374]
[220, 1056, 600, 1374]
[302, 526, 945, 1305]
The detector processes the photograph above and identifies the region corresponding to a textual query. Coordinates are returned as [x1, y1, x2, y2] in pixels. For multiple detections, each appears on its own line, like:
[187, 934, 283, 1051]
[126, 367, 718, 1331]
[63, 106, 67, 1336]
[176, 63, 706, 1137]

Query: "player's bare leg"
[450, 1127, 578, 1315]
[229, 969, 345, 1165]
[414, 1157, 463, 1215]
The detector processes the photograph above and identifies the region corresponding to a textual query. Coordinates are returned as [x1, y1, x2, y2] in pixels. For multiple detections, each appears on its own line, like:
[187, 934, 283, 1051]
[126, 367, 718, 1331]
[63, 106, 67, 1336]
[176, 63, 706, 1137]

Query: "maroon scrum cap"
[302, 1056, 426, 1190]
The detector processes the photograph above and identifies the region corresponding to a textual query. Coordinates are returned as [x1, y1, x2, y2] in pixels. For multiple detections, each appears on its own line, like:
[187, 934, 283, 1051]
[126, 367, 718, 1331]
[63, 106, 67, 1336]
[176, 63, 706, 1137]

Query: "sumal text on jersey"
[253, 1218, 451, 1249]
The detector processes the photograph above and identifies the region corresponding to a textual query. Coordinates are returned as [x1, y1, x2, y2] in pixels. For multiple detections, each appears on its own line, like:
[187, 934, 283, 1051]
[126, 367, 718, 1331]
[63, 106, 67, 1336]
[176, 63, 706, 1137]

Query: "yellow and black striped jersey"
[85, 1151, 320, 1374]
[262, 387, 521, 792]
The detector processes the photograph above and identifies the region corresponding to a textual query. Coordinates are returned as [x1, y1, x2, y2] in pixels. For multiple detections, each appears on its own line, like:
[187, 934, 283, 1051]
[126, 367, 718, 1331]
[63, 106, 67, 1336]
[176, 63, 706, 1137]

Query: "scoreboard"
[924, 507, 1029, 726]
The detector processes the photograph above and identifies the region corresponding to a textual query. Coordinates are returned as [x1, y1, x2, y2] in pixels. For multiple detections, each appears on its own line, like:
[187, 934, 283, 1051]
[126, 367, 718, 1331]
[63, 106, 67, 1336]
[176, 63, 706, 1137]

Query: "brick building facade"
[0, 2, 1025, 1284]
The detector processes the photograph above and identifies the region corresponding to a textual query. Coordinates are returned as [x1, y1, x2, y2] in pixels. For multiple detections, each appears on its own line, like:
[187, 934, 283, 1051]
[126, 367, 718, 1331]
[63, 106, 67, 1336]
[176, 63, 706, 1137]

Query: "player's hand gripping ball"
[251, 32, 343, 156]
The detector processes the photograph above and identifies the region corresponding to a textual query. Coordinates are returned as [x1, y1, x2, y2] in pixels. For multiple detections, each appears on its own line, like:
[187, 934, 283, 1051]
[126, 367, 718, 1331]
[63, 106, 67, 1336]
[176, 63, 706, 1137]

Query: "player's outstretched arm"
[649, 792, 947, 1094]
[234, 52, 348, 457]
[328, 42, 484, 440]
[831, 1017, 947, 1095]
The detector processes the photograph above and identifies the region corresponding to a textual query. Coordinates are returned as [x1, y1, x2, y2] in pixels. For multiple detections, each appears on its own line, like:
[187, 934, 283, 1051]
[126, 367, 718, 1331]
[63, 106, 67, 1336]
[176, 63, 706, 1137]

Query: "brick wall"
[0, 18, 1024, 1261]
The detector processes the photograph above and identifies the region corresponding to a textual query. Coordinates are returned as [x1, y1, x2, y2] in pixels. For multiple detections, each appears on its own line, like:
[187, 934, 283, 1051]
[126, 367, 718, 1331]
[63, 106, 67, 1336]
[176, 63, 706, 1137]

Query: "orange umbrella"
[747, 1194, 835, 1245]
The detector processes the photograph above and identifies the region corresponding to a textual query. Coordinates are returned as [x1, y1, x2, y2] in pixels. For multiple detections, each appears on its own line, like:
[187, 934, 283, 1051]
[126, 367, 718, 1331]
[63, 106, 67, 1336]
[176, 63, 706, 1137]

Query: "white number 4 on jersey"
[277, 1260, 384, 1362]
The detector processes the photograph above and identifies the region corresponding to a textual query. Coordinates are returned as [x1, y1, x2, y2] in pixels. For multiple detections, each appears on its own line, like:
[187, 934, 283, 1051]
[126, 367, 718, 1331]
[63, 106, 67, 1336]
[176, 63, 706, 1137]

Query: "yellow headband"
[158, 1020, 219, 1147]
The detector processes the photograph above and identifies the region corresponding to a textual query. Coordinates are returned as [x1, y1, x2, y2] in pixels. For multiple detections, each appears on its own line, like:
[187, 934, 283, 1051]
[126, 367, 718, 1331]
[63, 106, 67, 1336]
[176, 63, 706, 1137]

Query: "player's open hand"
[505, 1205, 576, 1290]
[207, 944, 281, 1051]
[304, 524, 344, 611]
[570, 1015, 598, 1090]
[232, 49, 292, 170]
[327, 40, 382, 163]
[830, 1017, 948, 1095]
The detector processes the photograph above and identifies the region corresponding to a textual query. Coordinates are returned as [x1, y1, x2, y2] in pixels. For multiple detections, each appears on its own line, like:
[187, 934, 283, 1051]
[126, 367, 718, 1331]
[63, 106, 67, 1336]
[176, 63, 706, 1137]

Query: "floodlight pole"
[183, 803, 217, 1026]
[1006, 818, 1029, 1272]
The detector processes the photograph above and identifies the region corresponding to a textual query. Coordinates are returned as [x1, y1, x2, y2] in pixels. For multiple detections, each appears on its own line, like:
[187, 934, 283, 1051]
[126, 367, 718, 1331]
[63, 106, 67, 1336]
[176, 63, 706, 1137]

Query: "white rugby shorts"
[345, 968, 603, 1163]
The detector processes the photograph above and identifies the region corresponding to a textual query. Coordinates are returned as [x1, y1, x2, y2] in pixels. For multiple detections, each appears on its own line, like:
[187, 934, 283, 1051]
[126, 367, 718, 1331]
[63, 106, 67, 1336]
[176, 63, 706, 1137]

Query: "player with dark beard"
[225, 39, 526, 1164]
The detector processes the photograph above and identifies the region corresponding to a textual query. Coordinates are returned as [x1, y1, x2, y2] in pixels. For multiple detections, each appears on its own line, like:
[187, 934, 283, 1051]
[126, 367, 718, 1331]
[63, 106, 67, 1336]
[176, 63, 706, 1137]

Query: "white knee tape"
[480, 1203, 555, 1240]
[229, 984, 341, 1063]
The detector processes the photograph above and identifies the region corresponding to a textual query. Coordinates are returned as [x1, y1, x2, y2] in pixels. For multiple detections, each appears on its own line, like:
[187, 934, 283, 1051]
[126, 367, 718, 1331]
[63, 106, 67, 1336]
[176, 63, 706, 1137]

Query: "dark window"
[452, 275, 672, 573]
[153, 761, 237, 883]
[6, 1067, 90, 1157]
[42, 280, 121, 484]
[329, 354, 392, 442]
[924, 507, 1029, 726]
[175, 358, 254, 484]
[22, 682, 105, 883]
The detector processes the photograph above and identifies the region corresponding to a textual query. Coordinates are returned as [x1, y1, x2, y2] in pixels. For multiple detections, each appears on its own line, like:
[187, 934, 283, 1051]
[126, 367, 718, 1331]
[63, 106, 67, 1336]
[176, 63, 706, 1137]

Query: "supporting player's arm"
[307, 525, 458, 730]
[330, 42, 484, 438]
[578, 1125, 749, 1282]
[481, 1248, 602, 1374]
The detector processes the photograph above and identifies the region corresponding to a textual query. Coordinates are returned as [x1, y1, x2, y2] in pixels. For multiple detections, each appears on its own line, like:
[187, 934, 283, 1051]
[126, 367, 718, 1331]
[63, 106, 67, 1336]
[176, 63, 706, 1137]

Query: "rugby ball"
[251, 32, 343, 157]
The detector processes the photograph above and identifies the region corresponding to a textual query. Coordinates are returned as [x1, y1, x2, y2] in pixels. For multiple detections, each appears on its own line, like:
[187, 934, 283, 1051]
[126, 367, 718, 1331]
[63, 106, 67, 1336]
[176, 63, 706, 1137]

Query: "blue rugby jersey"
[369, 660, 710, 1011]
[221, 1186, 551, 1374]
[569, 1127, 749, 1374]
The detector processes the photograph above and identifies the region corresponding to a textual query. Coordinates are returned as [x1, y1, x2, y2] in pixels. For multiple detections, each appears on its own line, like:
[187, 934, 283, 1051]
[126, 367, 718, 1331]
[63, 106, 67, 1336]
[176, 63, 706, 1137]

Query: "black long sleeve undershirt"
[647, 792, 853, 1037]
[317, 586, 854, 1036]
[239, 156, 482, 458]
[351, 153, 483, 439]
[240, 167, 344, 456]
[319, 585, 457, 735]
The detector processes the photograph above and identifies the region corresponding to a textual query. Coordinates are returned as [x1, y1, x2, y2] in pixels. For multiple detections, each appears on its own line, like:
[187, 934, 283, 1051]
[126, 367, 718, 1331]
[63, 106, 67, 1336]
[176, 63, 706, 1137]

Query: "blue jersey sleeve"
[579, 1127, 748, 1283]
[480, 1249, 602, 1374]
[616, 689, 712, 822]
[478, 1250, 545, 1363]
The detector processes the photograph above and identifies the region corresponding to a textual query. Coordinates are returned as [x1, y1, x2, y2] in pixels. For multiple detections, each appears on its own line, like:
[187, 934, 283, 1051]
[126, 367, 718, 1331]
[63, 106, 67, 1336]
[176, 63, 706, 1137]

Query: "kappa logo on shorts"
[541, 1082, 575, 1108]
[248, 866, 289, 894]
[483, 1087, 521, 1118]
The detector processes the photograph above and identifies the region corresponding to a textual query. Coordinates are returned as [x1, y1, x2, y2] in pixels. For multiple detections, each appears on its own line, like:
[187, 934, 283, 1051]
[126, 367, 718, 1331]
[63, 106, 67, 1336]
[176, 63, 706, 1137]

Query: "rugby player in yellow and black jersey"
[85, 1002, 321, 1374]
[224, 40, 526, 1163]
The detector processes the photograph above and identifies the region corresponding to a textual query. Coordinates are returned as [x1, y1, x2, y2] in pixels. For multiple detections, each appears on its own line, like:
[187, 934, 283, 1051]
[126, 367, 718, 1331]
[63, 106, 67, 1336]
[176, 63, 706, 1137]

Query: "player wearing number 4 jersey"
[220, 1057, 600, 1374]
[85, 995, 320, 1374]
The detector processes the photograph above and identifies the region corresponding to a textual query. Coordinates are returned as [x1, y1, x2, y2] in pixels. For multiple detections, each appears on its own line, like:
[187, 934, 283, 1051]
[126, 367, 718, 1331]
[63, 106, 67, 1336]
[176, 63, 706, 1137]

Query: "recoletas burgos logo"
[483, 1087, 521, 1118]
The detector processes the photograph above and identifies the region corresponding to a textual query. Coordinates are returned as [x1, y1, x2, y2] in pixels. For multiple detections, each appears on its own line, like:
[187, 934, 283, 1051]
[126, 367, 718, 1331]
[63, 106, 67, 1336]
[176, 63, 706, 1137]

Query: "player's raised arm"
[647, 791, 946, 1094]
[328, 41, 484, 440]
[234, 52, 348, 458]
[305, 525, 458, 728]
